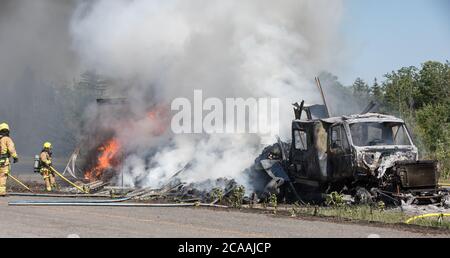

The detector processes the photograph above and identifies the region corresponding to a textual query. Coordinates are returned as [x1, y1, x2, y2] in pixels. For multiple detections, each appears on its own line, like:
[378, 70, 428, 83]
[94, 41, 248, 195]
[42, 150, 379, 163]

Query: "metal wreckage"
[91, 102, 446, 207]
[253, 101, 447, 206]
[105, 103, 445, 207]
[252, 79, 448, 207]
[27, 80, 447, 208]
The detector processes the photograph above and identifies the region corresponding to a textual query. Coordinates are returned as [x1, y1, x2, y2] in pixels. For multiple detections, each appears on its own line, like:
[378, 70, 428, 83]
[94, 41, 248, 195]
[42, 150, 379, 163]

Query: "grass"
[410, 217, 450, 229]
[229, 186, 245, 209]
[253, 203, 450, 230]
[291, 204, 408, 225]
[223, 188, 449, 230]
[440, 179, 450, 185]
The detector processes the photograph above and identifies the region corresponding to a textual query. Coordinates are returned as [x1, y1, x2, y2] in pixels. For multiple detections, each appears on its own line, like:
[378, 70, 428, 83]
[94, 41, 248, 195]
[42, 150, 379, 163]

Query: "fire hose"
[48, 166, 89, 194]
[7, 174, 33, 193]
[7, 193, 114, 198]
[405, 213, 450, 224]
[8, 199, 228, 208]
[10, 197, 131, 204]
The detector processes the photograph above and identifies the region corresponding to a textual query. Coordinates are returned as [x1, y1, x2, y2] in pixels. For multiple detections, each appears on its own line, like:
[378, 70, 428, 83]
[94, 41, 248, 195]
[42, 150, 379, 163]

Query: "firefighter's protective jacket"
[40, 151, 52, 168]
[0, 136, 17, 167]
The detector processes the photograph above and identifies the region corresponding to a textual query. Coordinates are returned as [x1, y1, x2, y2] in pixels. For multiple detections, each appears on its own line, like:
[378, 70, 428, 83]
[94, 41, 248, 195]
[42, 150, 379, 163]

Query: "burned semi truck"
[255, 102, 445, 205]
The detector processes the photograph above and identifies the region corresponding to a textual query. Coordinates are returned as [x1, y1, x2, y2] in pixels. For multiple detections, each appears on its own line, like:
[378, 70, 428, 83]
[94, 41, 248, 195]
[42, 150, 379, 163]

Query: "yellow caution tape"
[405, 213, 450, 224]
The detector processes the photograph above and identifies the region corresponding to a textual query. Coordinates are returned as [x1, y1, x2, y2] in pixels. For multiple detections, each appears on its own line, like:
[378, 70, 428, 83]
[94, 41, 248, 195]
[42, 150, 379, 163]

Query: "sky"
[336, 0, 450, 86]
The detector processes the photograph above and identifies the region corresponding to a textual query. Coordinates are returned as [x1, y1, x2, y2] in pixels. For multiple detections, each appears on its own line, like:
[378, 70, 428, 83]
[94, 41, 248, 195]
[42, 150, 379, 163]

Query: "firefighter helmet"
[43, 142, 52, 149]
[0, 123, 10, 132]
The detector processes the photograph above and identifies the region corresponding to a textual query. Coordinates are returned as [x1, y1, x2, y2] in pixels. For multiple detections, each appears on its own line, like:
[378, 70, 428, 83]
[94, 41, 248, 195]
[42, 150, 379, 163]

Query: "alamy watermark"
[171, 90, 280, 140]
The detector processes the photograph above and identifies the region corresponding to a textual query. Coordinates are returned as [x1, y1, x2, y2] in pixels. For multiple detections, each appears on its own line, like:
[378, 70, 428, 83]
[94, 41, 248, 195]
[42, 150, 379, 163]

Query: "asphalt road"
[0, 196, 447, 238]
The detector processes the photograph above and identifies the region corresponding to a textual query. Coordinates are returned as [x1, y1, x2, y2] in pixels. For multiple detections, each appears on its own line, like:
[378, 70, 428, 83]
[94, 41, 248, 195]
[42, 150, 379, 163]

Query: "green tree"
[383, 66, 420, 119]
[371, 78, 383, 101]
[416, 104, 450, 152]
[351, 77, 371, 108]
[416, 104, 450, 178]
[352, 77, 370, 99]
[417, 61, 450, 107]
[364, 61, 449, 179]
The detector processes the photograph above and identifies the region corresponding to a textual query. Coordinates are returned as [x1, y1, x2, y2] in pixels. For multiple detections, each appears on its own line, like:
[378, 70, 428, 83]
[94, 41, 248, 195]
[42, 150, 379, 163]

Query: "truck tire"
[355, 187, 373, 205]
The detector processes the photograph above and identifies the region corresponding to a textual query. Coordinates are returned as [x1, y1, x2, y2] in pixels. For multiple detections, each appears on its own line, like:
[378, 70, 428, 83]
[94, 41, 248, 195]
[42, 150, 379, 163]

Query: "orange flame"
[85, 139, 121, 181]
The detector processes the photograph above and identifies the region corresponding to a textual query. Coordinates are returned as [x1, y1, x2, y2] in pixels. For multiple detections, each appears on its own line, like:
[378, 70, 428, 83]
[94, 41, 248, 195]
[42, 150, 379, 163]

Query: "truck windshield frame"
[349, 122, 412, 147]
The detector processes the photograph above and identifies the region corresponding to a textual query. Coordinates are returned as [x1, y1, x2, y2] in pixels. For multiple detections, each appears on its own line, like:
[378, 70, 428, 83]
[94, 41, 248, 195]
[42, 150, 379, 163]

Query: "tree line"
[350, 61, 450, 178]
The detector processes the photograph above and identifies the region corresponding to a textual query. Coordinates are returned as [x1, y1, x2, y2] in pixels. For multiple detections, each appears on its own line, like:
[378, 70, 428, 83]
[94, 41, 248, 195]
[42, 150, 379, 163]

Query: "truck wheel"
[355, 187, 373, 205]
[442, 195, 450, 208]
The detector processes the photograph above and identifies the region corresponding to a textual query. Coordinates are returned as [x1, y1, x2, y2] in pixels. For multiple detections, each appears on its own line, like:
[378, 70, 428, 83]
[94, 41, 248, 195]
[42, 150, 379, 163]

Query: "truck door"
[291, 127, 309, 177]
[290, 122, 321, 180]
[328, 124, 353, 179]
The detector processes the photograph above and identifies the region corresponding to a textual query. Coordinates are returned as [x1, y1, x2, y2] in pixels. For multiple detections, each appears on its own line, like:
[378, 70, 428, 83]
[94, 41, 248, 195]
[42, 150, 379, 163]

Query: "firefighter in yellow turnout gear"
[0, 123, 19, 196]
[40, 142, 56, 192]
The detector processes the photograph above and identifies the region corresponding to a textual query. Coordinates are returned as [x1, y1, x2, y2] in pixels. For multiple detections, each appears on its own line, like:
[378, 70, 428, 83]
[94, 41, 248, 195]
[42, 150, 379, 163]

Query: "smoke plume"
[0, 0, 78, 156]
[69, 0, 344, 192]
[0, 0, 345, 191]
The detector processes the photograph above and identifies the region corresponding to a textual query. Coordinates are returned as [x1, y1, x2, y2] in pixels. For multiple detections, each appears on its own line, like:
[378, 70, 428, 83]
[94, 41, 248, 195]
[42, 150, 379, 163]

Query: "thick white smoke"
[0, 0, 77, 86]
[0, 0, 79, 156]
[70, 0, 344, 192]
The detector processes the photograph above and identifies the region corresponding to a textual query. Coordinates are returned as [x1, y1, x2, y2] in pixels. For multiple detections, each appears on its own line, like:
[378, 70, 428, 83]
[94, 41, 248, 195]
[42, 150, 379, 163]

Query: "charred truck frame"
[258, 102, 445, 205]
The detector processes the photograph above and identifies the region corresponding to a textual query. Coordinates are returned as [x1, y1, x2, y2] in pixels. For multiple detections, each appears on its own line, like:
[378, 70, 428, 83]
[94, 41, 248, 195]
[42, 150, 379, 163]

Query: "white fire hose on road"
[8, 198, 228, 208]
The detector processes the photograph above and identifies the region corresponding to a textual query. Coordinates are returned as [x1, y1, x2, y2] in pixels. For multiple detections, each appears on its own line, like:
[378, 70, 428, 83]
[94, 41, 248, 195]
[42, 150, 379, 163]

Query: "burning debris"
[61, 94, 448, 209]
[85, 138, 122, 182]
[77, 98, 172, 184]
[59, 71, 444, 208]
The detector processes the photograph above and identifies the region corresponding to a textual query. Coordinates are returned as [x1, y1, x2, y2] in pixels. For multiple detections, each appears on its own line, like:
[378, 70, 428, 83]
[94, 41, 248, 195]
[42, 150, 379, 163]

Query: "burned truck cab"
[288, 116, 358, 191]
[287, 110, 440, 202]
[288, 104, 334, 190]
[341, 114, 418, 178]
[340, 114, 439, 197]
[257, 100, 442, 204]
